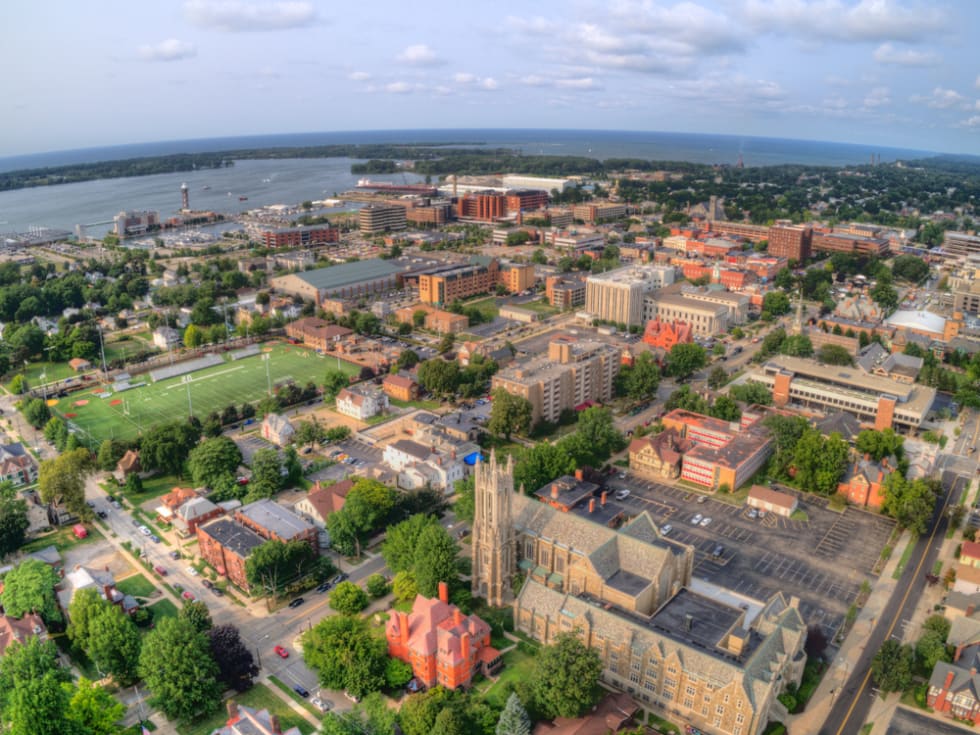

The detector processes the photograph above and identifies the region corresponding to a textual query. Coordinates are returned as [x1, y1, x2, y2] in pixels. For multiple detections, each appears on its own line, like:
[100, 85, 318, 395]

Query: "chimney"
[438, 581, 449, 604]
[864, 453, 870, 461]
[454, 609, 463, 627]
[551, 484, 560, 499]
[269, 714, 282, 734]
[589, 498, 596, 514]
[968, 604, 976, 617]
[575, 468, 584, 481]
[399, 611, 410, 647]
[685, 614, 693, 631]
[945, 671, 956, 689]
[461, 631, 471, 663]
[451, 449, 456, 460]
[226, 699, 238, 720]
[600, 491, 608, 506]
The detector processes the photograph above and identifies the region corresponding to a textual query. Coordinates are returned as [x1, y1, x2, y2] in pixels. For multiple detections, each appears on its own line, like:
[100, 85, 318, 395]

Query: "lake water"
[0, 128, 937, 235]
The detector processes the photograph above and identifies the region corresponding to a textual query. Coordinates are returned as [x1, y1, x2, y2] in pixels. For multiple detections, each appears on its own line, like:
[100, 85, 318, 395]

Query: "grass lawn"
[117, 574, 157, 599]
[103, 339, 154, 364]
[480, 645, 537, 709]
[516, 298, 559, 316]
[176, 683, 314, 735]
[146, 598, 179, 625]
[19, 524, 99, 554]
[123, 473, 183, 505]
[51, 342, 360, 445]
[892, 535, 919, 580]
[388, 397, 442, 411]
[465, 296, 500, 321]
[5, 360, 80, 392]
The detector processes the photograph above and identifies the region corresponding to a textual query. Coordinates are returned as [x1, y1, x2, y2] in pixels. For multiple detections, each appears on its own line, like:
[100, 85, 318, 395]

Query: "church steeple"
[471, 449, 516, 608]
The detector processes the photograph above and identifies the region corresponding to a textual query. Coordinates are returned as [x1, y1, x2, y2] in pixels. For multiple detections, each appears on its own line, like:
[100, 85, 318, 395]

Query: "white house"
[382, 438, 465, 492]
[152, 326, 181, 350]
[261, 413, 295, 446]
[335, 385, 389, 421]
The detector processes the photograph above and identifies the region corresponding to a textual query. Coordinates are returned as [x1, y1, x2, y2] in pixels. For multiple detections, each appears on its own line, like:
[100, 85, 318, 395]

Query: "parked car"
[293, 685, 310, 698]
[697, 495, 707, 504]
[691, 513, 703, 525]
[149, 534, 161, 544]
[201, 579, 214, 590]
[153, 566, 167, 576]
[288, 597, 305, 609]
[712, 544, 725, 558]
[614, 489, 631, 501]
[273, 645, 289, 658]
[96, 510, 108, 519]
[747, 508, 758, 520]
[181, 591, 195, 601]
[310, 697, 331, 712]
[660, 524, 673, 536]
[111, 501, 122, 509]
[138, 525, 151, 536]
[187, 566, 199, 577]
[328, 573, 348, 587]
[210, 586, 224, 596]
[169, 550, 182, 560]
[315, 581, 332, 594]
[700, 517, 712, 527]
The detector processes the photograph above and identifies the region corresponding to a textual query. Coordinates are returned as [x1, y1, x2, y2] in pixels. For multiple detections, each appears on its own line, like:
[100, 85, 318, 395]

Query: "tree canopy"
[245, 539, 323, 596]
[487, 388, 533, 440]
[881, 474, 937, 534]
[208, 624, 259, 692]
[188, 436, 242, 490]
[38, 448, 93, 522]
[303, 614, 388, 699]
[666, 342, 707, 379]
[522, 632, 603, 719]
[0, 559, 62, 624]
[139, 420, 201, 477]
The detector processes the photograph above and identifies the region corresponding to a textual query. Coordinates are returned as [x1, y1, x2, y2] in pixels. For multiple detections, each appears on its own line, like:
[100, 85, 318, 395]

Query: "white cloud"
[976, 75, 980, 89]
[912, 87, 967, 109]
[503, 15, 557, 35]
[348, 71, 371, 82]
[741, 0, 946, 42]
[396, 44, 444, 67]
[453, 73, 476, 84]
[608, 1, 745, 54]
[184, 0, 317, 31]
[863, 86, 891, 108]
[479, 77, 499, 91]
[432, 85, 453, 96]
[958, 115, 980, 129]
[385, 81, 413, 94]
[873, 43, 940, 67]
[556, 77, 601, 90]
[138, 38, 197, 62]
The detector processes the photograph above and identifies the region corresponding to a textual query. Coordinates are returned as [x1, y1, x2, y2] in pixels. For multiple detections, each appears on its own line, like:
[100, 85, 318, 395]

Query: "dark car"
[328, 573, 348, 586]
[288, 597, 305, 609]
[210, 586, 224, 596]
[315, 582, 332, 594]
[169, 550, 181, 560]
[96, 510, 108, 519]
[293, 685, 310, 698]
[201, 579, 214, 590]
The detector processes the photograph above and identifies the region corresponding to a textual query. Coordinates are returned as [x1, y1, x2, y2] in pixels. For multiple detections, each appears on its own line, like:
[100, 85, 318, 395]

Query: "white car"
[691, 513, 703, 525]
[700, 517, 712, 527]
[138, 525, 151, 536]
[614, 489, 631, 501]
[311, 697, 331, 712]
[660, 524, 673, 536]
[187, 566, 199, 577]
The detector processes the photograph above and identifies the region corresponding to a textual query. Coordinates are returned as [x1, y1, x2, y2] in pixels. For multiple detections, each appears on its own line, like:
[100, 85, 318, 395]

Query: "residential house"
[0, 613, 47, 656]
[627, 429, 691, 480]
[837, 455, 894, 509]
[113, 450, 141, 484]
[293, 479, 353, 529]
[386, 582, 502, 690]
[235, 499, 317, 549]
[152, 326, 181, 350]
[0, 443, 39, 486]
[197, 518, 266, 592]
[284, 317, 353, 352]
[642, 318, 693, 350]
[382, 373, 419, 402]
[335, 385, 388, 421]
[261, 413, 295, 446]
[173, 497, 223, 537]
[60, 565, 138, 614]
[215, 700, 302, 735]
[382, 438, 466, 492]
[155, 487, 198, 526]
[68, 357, 91, 372]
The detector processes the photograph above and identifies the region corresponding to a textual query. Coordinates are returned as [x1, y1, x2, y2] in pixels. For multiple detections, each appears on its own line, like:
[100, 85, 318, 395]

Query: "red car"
[273, 645, 289, 658]
[181, 591, 195, 601]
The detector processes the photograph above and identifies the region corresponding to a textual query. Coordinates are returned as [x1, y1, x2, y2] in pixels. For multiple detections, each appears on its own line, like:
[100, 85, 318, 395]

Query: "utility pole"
[97, 324, 108, 377]
[263, 353, 272, 396]
[183, 375, 193, 417]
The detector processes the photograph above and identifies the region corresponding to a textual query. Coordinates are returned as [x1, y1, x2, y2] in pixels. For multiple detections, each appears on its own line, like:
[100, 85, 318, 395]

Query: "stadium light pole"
[263, 353, 272, 396]
[183, 375, 193, 418]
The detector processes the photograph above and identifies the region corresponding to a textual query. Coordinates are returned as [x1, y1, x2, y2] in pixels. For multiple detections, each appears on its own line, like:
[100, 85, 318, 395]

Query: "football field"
[52, 342, 358, 445]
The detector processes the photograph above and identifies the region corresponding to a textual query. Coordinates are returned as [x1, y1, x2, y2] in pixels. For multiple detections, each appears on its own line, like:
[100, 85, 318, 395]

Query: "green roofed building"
[269, 258, 403, 305]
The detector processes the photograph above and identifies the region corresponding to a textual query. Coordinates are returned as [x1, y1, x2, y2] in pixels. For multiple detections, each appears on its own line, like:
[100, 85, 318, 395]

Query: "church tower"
[471, 449, 516, 608]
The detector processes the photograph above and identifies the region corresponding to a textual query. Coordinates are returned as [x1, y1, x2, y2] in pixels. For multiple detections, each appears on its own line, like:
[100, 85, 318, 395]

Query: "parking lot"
[307, 436, 384, 484]
[606, 474, 896, 641]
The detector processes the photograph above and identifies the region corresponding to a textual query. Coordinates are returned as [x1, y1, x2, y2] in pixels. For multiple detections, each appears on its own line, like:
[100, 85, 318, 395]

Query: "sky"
[3, 0, 980, 157]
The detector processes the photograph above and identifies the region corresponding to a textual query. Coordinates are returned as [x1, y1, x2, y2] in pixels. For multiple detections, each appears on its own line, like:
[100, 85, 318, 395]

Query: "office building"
[284, 317, 353, 351]
[642, 294, 728, 336]
[405, 202, 453, 226]
[681, 288, 751, 325]
[260, 224, 339, 249]
[586, 265, 676, 326]
[113, 210, 159, 237]
[546, 275, 586, 309]
[767, 224, 812, 262]
[470, 452, 806, 735]
[811, 232, 888, 257]
[457, 192, 507, 221]
[506, 189, 550, 213]
[944, 231, 980, 259]
[418, 257, 500, 305]
[491, 337, 620, 424]
[706, 221, 769, 242]
[499, 262, 536, 293]
[572, 202, 627, 222]
[502, 174, 572, 193]
[358, 203, 407, 233]
[750, 354, 936, 432]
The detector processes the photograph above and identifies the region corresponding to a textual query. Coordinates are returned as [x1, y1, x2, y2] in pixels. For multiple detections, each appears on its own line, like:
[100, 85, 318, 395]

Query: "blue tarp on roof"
[463, 452, 483, 466]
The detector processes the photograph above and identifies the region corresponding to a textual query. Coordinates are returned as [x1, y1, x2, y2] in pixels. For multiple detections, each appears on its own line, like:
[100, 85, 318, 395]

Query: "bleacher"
[229, 344, 260, 361]
[149, 354, 224, 382]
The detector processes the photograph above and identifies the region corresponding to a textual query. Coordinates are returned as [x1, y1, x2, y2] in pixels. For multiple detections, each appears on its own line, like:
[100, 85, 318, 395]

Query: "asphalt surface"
[885, 706, 976, 735]
[819, 470, 968, 735]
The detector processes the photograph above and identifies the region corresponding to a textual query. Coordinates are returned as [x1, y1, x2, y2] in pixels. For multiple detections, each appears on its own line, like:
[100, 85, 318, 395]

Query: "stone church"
[471, 451, 808, 735]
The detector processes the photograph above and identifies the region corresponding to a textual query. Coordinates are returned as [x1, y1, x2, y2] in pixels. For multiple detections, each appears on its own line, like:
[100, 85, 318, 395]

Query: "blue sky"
[3, 0, 980, 157]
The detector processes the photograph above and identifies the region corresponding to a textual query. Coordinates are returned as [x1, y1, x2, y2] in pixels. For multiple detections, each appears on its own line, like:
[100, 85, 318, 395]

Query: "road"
[820, 469, 968, 735]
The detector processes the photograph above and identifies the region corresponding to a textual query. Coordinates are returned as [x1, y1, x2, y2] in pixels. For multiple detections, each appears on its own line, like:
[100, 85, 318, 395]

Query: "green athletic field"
[51, 342, 358, 445]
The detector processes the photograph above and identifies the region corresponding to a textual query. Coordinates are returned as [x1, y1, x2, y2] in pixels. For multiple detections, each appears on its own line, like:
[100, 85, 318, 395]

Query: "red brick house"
[0, 613, 47, 656]
[386, 582, 502, 690]
[837, 455, 893, 510]
[642, 318, 692, 350]
[197, 518, 265, 592]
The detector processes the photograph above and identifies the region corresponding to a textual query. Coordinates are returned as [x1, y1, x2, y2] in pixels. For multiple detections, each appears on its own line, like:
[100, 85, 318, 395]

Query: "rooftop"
[286, 258, 402, 292]
[199, 518, 265, 558]
[586, 264, 673, 285]
[647, 587, 754, 656]
[885, 309, 947, 335]
[238, 499, 313, 541]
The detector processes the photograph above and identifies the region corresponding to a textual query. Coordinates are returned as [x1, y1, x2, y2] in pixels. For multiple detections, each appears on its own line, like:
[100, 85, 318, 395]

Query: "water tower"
[180, 182, 189, 211]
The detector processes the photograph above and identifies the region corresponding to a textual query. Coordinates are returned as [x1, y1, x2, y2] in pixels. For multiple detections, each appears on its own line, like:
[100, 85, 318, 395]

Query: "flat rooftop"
[648, 588, 756, 657]
[288, 258, 403, 292]
[762, 355, 916, 401]
[587, 264, 672, 284]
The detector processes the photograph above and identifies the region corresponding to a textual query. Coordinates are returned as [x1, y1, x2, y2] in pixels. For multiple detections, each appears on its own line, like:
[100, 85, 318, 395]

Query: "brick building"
[284, 317, 353, 351]
[767, 224, 812, 262]
[197, 518, 265, 592]
[418, 258, 500, 305]
[545, 275, 586, 309]
[499, 262, 536, 293]
[837, 455, 894, 509]
[386, 581, 502, 690]
[235, 499, 317, 549]
[382, 373, 420, 402]
[642, 318, 693, 350]
[811, 231, 889, 256]
[358, 204, 407, 233]
[261, 225, 338, 249]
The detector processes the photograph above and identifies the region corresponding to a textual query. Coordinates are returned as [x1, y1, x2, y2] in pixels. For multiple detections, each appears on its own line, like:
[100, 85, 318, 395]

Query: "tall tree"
[791, 430, 849, 495]
[399, 687, 456, 735]
[22, 398, 51, 429]
[188, 436, 243, 489]
[665, 342, 707, 379]
[0, 486, 29, 556]
[870, 639, 914, 693]
[0, 637, 75, 735]
[881, 474, 937, 535]
[382, 513, 439, 574]
[247, 448, 285, 499]
[139, 420, 201, 478]
[557, 407, 625, 468]
[67, 588, 108, 650]
[514, 443, 576, 495]
[496, 692, 532, 735]
[302, 615, 387, 699]
[413, 523, 461, 598]
[86, 604, 142, 685]
[525, 632, 602, 719]
[0, 559, 62, 624]
[328, 479, 396, 558]
[138, 617, 222, 722]
[245, 539, 320, 596]
[487, 388, 533, 440]
[179, 600, 214, 634]
[66, 677, 126, 735]
[38, 448, 93, 521]
[330, 581, 369, 615]
[208, 624, 259, 692]
[855, 428, 904, 461]
[323, 369, 350, 400]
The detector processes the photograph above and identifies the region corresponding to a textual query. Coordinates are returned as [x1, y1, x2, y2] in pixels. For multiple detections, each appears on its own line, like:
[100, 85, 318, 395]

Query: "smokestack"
[551, 484, 559, 499]
[685, 614, 693, 631]
[438, 581, 449, 604]
[600, 491, 607, 506]
[589, 498, 596, 514]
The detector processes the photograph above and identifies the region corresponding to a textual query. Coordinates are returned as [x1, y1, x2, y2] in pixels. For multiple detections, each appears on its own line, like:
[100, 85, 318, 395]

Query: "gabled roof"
[302, 479, 354, 519]
[262, 412, 294, 435]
